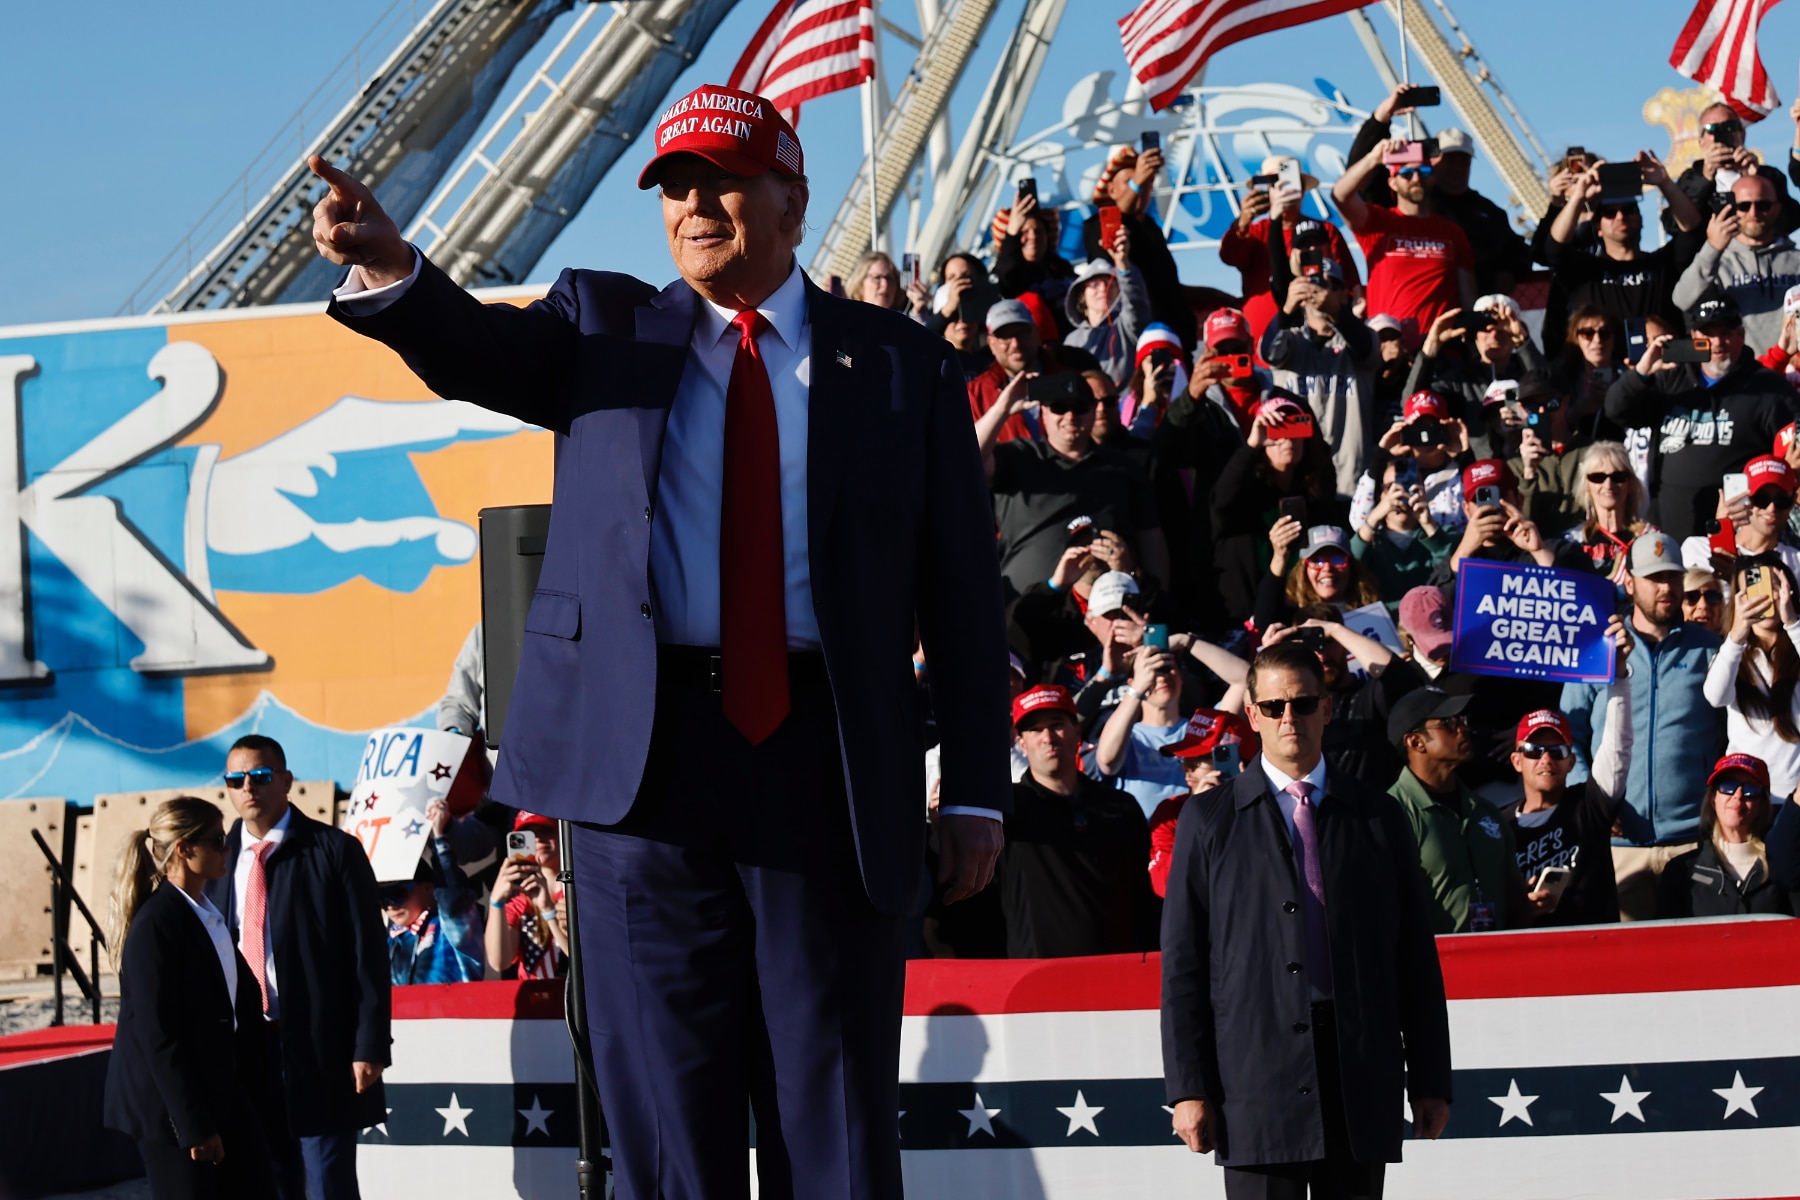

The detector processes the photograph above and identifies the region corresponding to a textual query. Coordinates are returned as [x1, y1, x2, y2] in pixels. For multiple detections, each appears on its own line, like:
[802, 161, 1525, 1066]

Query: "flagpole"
[862, 74, 880, 253]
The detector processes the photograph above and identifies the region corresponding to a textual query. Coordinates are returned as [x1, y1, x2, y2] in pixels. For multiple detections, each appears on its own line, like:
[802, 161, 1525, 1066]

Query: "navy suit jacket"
[104, 883, 269, 1148]
[204, 809, 390, 1135]
[1160, 759, 1452, 1166]
[328, 257, 1014, 914]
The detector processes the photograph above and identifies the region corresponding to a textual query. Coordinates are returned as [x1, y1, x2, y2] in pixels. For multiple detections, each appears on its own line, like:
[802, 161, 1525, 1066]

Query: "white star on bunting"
[1599, 1075, 1650, 1124]
[959, 1092, 1001, 1138]
[518, 1095, 554, 1138]
[436, 1092, 474, 1137]
[1488, 1079, 1538, 1127]
[1056, 1090, 1104, 1137]
[1714, 1071, 1764, 1120]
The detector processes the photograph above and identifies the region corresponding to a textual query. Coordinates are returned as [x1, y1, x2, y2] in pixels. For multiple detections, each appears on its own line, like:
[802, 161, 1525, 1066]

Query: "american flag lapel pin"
[835, 349, 853, 369]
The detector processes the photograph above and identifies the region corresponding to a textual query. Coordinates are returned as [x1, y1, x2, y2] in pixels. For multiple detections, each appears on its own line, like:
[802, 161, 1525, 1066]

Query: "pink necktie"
[241, 841, 274, 1013]
[1287, 781, 1333, 995]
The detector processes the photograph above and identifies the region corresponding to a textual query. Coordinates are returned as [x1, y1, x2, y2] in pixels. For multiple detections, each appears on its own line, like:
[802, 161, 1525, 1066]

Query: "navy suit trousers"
[572, 653, 906, 1200]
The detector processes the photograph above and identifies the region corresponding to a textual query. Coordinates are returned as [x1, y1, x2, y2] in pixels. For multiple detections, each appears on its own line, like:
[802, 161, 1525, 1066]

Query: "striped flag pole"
[864, 70, 880, 252]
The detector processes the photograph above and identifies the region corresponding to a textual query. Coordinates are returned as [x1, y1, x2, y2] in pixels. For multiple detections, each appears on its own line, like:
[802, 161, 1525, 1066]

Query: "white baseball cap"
[1086, 571, 1140, 618]
[1436, 128, 1474, 157]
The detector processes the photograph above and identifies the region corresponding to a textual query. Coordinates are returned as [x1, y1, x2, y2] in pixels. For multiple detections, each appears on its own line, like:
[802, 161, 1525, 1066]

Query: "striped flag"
[727, 0, 875, 123]
[1669, 0, 1786, 120]
[1120, 0, 1377, 112]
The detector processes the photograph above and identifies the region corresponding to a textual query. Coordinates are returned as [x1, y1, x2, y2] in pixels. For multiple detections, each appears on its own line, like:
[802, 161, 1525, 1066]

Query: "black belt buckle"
[708, 654, 723, 694]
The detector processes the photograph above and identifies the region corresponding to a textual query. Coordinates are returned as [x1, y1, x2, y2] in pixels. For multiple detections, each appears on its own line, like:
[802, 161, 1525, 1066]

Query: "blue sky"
[6, 0, 1800, 327]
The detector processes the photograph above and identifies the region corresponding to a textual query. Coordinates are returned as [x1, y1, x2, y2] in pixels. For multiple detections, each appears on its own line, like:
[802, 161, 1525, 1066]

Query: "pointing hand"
[308, 156, 411, 288]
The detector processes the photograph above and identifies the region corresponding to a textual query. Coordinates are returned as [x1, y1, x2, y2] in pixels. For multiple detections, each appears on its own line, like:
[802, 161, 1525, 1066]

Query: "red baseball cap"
[1707, 752, 1771, 792]
[1515, 709, 1573, 746]
[1204, 307, 1251, 347]
[1775, 422, 1799, 460]
[1461, 458, 1517, 498]
[1012, 685, 1077, 728]
[1403, 390, 1449, 422]
[513, 810, 557, 834]
[1159, 708, 1258, 760]
[1746, 454, 1797, 497]
[638, 85, 803, 189]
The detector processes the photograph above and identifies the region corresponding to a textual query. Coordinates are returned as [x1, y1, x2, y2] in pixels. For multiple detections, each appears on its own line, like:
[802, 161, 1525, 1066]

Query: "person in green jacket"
[1351, 456, 1458, 612]
[1386, 686, 1533, 931]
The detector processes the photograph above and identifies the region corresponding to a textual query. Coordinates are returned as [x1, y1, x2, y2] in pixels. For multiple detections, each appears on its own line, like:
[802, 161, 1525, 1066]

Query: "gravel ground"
[0, 991, 119, 1037]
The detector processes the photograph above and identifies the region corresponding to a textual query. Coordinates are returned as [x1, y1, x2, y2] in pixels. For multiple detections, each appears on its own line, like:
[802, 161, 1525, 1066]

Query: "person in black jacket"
[1162, 641, 1452, 1194]
[1657, 752, 1795, 917]
[105, 796, 277, 1200]
[202, 736, 390, 1200]
[1664, 102, 1800, 240]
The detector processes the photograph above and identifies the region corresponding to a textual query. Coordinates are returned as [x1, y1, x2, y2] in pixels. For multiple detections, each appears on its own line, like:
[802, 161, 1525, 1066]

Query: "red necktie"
[720, 310, 790, 744]
[241, 841, 274, 1013]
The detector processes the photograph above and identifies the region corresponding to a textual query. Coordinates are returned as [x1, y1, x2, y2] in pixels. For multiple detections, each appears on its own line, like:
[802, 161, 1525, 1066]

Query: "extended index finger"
[308, 154, 365, 203]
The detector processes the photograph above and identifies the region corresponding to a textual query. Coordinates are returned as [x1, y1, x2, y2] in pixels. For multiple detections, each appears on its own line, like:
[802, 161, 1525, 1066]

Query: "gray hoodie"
[1672, 235, 1800, 353]
[1062, 261, 1148, 386]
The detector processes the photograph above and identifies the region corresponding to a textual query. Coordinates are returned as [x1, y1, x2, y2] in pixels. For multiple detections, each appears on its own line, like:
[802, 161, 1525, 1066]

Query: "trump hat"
[1747, 454, 1798, 496]
[1204, 307, 1251, 347]
[1012, 684, 1077, 728]
[1159, 708, 1258, 760]
[513, 810, 557, 834]
[1707, 752, 1771, 792]
[638, 84, 803, 189]
[1515, 709, 1573, 746]
[1403, 389, 1449, 422]
[1461, 458, 1516, 498]
[1775, 422, 1800, 460]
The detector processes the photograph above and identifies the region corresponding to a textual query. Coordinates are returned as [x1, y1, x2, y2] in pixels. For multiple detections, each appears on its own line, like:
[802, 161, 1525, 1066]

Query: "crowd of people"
[907, 85, 1800, 955]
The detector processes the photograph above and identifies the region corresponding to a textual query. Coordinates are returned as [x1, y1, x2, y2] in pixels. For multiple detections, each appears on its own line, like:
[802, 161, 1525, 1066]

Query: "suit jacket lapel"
[634, 278, 699, 497]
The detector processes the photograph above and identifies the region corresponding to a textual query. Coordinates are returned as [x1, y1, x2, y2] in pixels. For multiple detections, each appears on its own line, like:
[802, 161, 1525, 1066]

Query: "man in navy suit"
[1161, 640, 1452, 1199]
[307, 84, 1012, 1199]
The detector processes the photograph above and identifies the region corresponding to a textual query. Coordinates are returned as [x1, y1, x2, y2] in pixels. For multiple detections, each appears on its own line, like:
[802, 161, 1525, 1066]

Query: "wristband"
[1127, 178, 1142, 195]
[491, 899, 508, 909]
[1046, 578, 1064, 592]
[1121, 684, 1145, 702]
[1093, 667, 1113, 682]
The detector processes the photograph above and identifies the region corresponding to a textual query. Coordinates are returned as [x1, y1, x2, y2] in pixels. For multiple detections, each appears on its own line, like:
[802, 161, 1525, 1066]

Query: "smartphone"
[1562, 145, 1589, 170]
[1293, 625, 1328, 653]
[1623, 317, 1648, 360]
[1743, 563, 1776, 606]
[1211, 742, 1241, 778]
[1533, 865, 1573, 902]
[1278, 496, 1308, 524]
[1144, 623, 1170, 650]
[1472, 484, 1502, 510]
[1099, 205, 1123, 248]
[1016, 177, 1038, 204]
[902, 252, 920, 288]
[1277, 159, 1303, 194]
[1298, 246, 1324, 268]
[1456, 309, 1496, 333]
[1723, 473, 1751, 506]
[1596, 162, 1644, 205]
[1149, 347, 1176, 369]
[1710, 518, 1739, 558]
[1028, 371, 1082, 405]
[1066, 515, 1097, 546]
[1401, 421, 1447, 448]
[506, 830, 538, 862]
[1225, 353, 1254, 380]
[1247, 173, 1278, 192]
[1396, 84, 1441, 108]
[1382, 141, 1427, 168]
[1266, 409, 1315, 440]
[1141, 130, 1161, 153]
[828, 274, 846, 298]
[1664, 336, 1712, 364]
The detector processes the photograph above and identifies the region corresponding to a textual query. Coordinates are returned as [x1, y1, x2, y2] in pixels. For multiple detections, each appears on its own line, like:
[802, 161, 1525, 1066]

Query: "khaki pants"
[1612, 843, 1698, 921]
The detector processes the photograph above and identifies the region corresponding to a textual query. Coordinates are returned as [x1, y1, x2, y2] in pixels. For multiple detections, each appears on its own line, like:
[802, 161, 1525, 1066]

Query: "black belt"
[657, 644, 830, 694]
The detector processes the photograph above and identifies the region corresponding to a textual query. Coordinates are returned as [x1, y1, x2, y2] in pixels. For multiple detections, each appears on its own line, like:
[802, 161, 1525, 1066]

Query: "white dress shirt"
[170, 884, 239, 1029]
[336, 256, 999, 821]
[232, 806, 291, 1020]
[1257, 755, 1330, 847]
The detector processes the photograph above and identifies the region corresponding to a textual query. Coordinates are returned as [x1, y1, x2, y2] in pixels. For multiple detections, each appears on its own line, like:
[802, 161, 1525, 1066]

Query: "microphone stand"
[559, 818, 610, 1198]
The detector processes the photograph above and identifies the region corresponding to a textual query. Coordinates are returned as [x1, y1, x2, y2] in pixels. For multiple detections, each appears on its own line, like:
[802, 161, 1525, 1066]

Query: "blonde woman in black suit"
[103, 797, 276, 1199]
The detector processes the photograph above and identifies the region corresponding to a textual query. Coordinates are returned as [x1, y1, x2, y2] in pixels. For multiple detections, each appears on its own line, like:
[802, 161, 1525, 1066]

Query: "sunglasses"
[1703, 120, 1745, 137]
[1714, 778, 1769, 800]
[224, 768, 277, 788]
[1684, 588, 1724, 605]
[1392, 165, 1433, 180]
[1252, 695, 1323, 719]
[1574, 326, 1613, 341]
[1586, 471, 1634, 485]
[1515, 743, 1574, 761]
[186, 831, 228, 851]
[1750, 490, 1795, 511]
[379, 883, 416, 908]
[1595, 204, 1638, 221]
[1734, 200, 1776, 215]
[1306, 551, 1350, 569]
[1422, 715, 1470, 733]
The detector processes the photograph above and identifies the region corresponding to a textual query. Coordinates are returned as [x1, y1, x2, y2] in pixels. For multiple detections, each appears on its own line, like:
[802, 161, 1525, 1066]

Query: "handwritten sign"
[341, 727, 478, 882]
[1449, 560, 1615, 685]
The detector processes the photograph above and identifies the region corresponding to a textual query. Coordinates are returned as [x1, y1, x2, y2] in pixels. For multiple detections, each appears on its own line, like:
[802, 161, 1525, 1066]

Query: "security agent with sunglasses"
[1673, 172, 1800, 355]
[1498, 621, 1635, 928]
[1606, 293, 1800, 542]
[1162, 641, 1452, 1199]
[203, 734, 389, 1200]
[1386, 688, 1532, 932]
[1666, 104, 1800, 241]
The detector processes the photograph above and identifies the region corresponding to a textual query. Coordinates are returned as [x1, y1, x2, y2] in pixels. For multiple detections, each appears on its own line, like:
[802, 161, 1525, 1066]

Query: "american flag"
[1670, 0, 1786, 121]
[1120, 0, 1377, 112]
[727, 0, 875, 124]
[338, 921, 1800, 1198]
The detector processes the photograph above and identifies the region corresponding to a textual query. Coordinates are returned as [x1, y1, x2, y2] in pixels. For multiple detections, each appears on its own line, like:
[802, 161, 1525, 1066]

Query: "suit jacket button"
[644, 507, 652, 522]
[640, 602, 652, 619]
[1293, 1021, 1309, 1033]
[1283, 901, 1298, 913]
[1299, 1085, 1312, 1096]
[1287, 961, 1302, 973]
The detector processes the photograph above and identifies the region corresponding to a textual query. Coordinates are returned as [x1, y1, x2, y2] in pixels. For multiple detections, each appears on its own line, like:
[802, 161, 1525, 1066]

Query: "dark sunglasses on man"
[1515, 743, 1574, 761]
[1594, 204, 1638, 221]
[225, 767, 277, 788]
[1750, 488, 1795, 512]
[1734, 199, 1776, 215]
[1703, 119, 1744, 139]
[1252, 695, 1323, 719]
[1393, 165, 1432, 180]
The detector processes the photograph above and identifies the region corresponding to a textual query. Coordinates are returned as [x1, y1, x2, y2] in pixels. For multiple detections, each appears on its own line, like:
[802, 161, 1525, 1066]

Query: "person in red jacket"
[1146, 709, 1257, 897]
[1219, 156, 1361, 346]
[967, 298, 1062, 443]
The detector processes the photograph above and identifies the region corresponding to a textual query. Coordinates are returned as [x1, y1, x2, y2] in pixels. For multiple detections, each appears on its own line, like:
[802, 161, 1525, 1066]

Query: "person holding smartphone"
[484, 811, 570, 980]
[1083, 142, 1198, 350]
[994, 178, 1076, 311]
[1352, 454, 1456, 609]
[1500, 621, 1635, 928]
[1261, 256, 1377, 498]
[1705, 556, 1800, 803]
[1219, 155, 1361, 345]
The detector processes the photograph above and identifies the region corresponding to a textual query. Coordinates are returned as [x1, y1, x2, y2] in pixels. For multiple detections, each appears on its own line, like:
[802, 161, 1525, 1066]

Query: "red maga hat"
[1707, 752, 1771, 791]
[1746, 454, 1797, 497]
[638, 84, 803, 189]
[1461, 458, 1516, 498]
[1775, 422, 1799, 461]
[1515, 709, 1573, 746]
[513, 810, 558, 834]
[1203, 307, 1250, 347]
[1012, 685, 1077, 728]
[1159, 708, 1258, 760]
[1403, 390, 1449, 422]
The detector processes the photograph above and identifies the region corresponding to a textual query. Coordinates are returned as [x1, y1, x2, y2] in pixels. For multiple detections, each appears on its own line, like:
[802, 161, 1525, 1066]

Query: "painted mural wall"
[0, 294, 552, 801]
